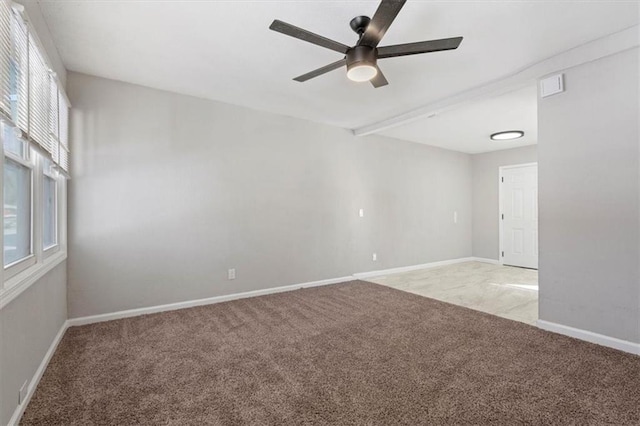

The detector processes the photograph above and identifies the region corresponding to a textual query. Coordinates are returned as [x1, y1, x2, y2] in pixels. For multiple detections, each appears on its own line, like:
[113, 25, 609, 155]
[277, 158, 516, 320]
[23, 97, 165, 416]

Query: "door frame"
[498, 162, 538, 266]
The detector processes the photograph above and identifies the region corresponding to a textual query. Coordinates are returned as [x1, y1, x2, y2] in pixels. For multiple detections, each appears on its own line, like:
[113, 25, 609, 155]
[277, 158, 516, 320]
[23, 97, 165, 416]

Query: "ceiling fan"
[269, 0, 463, 88]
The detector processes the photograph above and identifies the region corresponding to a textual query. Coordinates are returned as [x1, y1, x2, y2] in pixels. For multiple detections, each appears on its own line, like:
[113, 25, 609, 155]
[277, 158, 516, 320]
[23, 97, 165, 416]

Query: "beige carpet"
[22, 281, 640, 425]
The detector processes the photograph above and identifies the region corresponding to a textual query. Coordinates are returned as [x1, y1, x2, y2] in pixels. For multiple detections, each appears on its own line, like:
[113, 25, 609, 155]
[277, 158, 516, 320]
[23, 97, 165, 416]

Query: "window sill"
[43, 244, 61, 259]
[0, 250, 67, 310]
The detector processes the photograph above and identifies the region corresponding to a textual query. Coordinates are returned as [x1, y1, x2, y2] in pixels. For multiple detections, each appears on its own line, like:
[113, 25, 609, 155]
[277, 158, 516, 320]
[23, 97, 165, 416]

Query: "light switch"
[359, 208, 364, 218]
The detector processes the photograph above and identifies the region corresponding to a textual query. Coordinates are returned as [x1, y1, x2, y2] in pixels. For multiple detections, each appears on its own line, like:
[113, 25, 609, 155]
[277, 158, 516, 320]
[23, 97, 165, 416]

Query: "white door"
[501, 164, 538, 269]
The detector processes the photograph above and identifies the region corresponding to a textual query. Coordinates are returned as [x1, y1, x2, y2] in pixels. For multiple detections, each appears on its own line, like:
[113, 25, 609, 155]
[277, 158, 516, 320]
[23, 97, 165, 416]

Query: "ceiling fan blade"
[358, 0, 407, 48]
[377, 37, 463, 59]
[293, 59, 347, 82]
[270, 20, 350, 54]
[371, 66, 389, 88]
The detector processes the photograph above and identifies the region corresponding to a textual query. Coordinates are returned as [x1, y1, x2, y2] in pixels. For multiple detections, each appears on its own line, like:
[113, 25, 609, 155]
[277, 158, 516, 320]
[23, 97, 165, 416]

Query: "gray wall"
[0, 262, 67, 426]
[67, 72, 473, 318]
[471, 145, 538, 260]
[538, 48, 639, 343]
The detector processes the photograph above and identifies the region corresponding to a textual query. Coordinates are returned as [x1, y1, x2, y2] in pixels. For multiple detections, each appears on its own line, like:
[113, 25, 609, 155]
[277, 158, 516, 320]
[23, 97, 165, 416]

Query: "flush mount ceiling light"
[490, 130, 524, 141]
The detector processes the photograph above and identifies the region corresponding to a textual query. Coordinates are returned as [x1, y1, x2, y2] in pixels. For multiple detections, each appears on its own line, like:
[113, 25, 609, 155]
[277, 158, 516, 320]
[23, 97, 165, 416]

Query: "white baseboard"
[470, 257, 501, 265]
[69, 256, 491, 326]
[353, 257, 478, 279]
[537, 320, 640, 356]
[8, 320, 70, 426]
[67, 275, 353, 327]
[13, 263, 637, 426]
[12, 262, 637, 426]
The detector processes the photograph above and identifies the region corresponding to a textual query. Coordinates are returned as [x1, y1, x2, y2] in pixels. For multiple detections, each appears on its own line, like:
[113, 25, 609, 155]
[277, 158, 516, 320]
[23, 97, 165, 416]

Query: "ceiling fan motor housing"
[346, 45, 377, 71]
[350, 16, 371, 35]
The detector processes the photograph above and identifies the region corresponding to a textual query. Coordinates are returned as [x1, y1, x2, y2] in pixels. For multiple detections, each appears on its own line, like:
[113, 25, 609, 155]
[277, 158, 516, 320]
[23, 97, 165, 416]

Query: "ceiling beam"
[353, 24, 640, 137]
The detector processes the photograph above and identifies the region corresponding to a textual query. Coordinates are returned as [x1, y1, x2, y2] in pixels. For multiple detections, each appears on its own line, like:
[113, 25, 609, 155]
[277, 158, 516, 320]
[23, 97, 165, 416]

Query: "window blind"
[48, 80, 69, 173]
[11, 6, 28, 134]
[48, 76, 59, 163]
[0, 0, 11, 120]
[28, 35, 50, 152]
[0, 0, 70, 174]
[58, 91, 69, 172]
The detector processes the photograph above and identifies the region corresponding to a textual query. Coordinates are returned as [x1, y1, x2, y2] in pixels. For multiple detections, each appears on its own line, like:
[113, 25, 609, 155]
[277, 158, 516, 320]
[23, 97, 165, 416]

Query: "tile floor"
[367, 261, 538, 325]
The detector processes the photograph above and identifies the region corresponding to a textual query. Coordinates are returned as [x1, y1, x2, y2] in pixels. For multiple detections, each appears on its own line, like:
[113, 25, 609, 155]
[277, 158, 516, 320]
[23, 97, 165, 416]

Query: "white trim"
[353, 25, 639, 136]
[498, 167, 504, 265]
[537, 320, 640, 356]
[498, 162, 538, 268]
[42, 243, 60, 259]
[0, 250, 66, 310]
[498, 162, 538, 171]
[69, 257, 505, 326]
[352, 257, 477, 279]
[67, 275, 353, 327]
[4, 255, 37, 281]
[470, 257, 501, 265]
[5, 275, 636, 426]
[6, 266, 636, 426]
[8, 319, 69, 426]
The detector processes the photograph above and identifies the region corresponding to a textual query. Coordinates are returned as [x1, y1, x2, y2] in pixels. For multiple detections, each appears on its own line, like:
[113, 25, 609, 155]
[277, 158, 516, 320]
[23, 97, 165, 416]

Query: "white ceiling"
[380, 85, 538, 154]
[39, 0, 638, 151]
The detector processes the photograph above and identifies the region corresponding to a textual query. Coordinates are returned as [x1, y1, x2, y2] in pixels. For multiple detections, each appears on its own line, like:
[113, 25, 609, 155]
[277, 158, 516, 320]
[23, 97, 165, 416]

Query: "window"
[0, 1, 70, 299]
[2, 122, 34, 275]
[3, 151, 31, 266]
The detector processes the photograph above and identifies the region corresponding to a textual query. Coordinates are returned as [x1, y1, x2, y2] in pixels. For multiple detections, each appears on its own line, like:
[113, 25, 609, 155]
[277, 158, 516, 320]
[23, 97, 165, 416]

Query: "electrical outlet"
[228, 268, 236, 280]
[372, 253, 377, 261]
[359, 208, 364, 218]
[19, 380, 28, 405]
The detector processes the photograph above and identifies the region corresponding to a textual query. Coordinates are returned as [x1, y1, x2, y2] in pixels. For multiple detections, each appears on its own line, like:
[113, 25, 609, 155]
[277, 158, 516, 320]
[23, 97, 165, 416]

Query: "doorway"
[499, 163, 538, 269]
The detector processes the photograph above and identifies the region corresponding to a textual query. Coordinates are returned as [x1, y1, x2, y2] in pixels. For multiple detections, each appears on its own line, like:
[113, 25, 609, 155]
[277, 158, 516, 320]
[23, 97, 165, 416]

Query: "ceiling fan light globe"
[347, 64, 378, 82]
